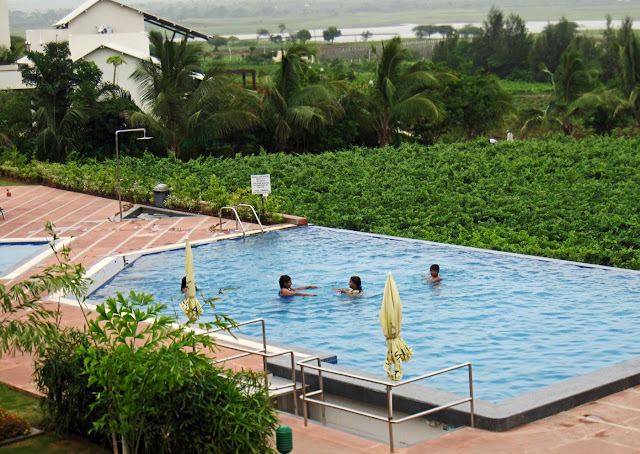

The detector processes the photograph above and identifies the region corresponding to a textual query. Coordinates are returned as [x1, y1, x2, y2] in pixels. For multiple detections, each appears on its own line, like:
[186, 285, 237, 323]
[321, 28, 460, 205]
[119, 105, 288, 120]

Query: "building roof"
[53, 0, 211, 40]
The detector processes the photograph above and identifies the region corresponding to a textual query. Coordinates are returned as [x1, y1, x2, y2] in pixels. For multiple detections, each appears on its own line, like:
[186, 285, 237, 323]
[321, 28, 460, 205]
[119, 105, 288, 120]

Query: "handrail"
[236, 204, 264, 234]
[297, 357, 474, 453]
[219, 206, 246, 237]
[204, 319, 298, 415]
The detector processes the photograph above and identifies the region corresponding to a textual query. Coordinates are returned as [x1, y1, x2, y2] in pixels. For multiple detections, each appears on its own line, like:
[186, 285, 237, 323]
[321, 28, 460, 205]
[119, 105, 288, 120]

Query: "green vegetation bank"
[3, 135, 638, 269]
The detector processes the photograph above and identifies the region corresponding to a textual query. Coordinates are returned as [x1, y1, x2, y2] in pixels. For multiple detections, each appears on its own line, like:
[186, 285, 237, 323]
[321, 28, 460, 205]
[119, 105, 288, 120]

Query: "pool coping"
[267, 346, 640, 432]
[0, 237, 73, 279]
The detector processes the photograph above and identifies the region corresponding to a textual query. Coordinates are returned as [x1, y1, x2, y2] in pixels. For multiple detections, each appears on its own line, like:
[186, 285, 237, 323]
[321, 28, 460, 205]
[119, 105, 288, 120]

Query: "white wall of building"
[0, 64, 27, 89]
[83, 47, 145, 108]
[0, 0, 11, 49]
[67, 1, 145, 36]
[25, 29, 70, 54]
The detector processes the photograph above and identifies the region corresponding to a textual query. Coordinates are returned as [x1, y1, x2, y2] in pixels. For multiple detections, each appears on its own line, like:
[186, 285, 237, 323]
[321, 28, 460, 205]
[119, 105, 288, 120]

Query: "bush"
[33, 328, 109, 446]
[0, 408, 30, 441]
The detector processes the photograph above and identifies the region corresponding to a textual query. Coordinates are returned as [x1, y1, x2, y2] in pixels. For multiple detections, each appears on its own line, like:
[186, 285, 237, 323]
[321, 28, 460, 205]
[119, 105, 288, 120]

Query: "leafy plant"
[0, 408, 30, 441]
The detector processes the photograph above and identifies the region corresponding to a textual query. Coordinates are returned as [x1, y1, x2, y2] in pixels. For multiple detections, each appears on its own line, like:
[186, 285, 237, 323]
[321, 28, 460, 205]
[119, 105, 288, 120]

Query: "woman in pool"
[279, 274, 318, 296]
[332, 276, 363, 297]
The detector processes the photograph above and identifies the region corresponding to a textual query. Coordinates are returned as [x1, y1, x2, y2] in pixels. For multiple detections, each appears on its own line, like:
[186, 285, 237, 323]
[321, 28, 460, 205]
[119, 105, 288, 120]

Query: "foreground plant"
[0, 222, 90, 359]
[79, 292, 276, 454]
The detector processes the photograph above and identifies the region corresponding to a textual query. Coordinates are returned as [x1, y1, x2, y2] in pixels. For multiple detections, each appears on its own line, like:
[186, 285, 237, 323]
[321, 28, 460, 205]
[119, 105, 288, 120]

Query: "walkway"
[1, 186, 639, 453]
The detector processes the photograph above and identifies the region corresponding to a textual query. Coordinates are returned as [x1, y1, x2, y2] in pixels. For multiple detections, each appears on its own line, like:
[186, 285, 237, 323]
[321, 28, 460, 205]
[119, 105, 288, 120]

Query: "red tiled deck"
[1, 185, 640, 453]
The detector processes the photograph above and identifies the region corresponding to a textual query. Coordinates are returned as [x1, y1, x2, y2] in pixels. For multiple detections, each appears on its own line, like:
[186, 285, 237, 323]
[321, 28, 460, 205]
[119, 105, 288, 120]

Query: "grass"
[0, 384, 110, 454]
[0, 383, 42, 426]
[0, 434, 111, 454]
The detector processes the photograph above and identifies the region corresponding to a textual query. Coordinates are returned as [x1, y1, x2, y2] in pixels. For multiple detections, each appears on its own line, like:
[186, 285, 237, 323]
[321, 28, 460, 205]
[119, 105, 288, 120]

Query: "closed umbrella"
[379, 272, 413, 381]
[180, 238, 203, 322]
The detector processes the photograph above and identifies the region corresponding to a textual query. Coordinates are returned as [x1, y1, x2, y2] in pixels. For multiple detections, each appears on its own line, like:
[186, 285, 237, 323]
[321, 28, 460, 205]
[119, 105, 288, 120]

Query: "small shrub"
[0, 408, 30, 441]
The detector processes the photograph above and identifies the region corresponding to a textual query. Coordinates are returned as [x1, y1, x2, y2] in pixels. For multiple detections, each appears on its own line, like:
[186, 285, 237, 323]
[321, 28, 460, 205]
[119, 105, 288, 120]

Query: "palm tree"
[522, 50, 621, 135]
[0, 39, 25, 65]
[129, 31, 259, 157]
[617, 31, 640, 123]
[106, 55, 126, 85]
[259, 42, 346, 152]
[364, 37, 445, 147]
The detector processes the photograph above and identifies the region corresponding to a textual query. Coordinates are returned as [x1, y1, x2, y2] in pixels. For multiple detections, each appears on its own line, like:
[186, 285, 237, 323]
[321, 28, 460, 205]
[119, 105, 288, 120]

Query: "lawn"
[0, 384, 110, 454]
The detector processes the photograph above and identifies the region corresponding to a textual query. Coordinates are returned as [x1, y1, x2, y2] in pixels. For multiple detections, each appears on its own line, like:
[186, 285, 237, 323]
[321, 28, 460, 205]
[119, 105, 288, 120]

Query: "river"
[228, 19, 639, 43]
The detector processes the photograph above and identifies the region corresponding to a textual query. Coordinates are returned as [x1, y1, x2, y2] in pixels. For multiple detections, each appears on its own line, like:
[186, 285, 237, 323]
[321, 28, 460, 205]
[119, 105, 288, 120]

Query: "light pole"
[115, 128, 152, 221]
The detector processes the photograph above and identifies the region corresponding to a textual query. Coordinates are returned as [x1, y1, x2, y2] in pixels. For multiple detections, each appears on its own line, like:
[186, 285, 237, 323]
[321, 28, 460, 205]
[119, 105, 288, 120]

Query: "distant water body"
[230, 19, 639, 43]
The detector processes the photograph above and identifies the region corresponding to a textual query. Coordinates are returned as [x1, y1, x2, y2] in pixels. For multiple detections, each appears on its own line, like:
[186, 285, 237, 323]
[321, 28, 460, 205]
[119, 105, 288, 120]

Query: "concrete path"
[1, 185, 640, 453]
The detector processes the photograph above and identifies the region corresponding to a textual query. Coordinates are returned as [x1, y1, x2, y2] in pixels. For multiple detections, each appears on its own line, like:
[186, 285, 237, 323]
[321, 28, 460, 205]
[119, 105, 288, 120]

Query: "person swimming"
[423, 264, 442, 283]
[181, 276, 198, 293]
[278, 275, 318, 296]
[332, 276, 363, 297]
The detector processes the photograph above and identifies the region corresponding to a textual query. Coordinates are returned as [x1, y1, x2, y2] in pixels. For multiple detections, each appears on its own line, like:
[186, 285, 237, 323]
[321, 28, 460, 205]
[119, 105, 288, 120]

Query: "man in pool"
[279, 275, 318, 296]
[423, 264, 442, 283]
[332, 276, 363, 297]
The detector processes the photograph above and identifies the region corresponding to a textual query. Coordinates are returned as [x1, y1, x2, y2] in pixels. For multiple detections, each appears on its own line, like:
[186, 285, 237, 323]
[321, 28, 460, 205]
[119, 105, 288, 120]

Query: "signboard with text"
[251, 174, 271, 195]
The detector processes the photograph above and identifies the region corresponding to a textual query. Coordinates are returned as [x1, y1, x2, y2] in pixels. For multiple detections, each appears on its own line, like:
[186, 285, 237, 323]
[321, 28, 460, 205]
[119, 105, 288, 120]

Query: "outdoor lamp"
[114, 128, 152, 221]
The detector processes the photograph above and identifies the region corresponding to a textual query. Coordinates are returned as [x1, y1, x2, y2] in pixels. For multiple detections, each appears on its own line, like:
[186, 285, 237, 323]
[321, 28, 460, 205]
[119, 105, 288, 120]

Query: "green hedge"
[3, 136, 640, 268]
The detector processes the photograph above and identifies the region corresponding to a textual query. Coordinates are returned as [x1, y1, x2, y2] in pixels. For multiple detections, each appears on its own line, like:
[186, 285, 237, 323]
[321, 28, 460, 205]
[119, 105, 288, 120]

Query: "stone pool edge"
[267, 352, 640, 432]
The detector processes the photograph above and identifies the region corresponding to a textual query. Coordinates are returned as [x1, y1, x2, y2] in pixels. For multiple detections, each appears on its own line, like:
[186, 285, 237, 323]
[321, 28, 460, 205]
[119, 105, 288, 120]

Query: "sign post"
[251, 174, 271, 220]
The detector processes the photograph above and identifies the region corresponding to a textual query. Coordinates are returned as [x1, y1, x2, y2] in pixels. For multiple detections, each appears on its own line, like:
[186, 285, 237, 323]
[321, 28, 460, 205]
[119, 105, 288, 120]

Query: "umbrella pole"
[387, 384, 394, 453]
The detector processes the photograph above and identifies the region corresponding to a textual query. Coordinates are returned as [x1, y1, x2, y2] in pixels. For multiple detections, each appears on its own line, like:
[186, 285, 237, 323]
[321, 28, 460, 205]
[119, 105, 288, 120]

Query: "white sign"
[251, 174, 271, 195]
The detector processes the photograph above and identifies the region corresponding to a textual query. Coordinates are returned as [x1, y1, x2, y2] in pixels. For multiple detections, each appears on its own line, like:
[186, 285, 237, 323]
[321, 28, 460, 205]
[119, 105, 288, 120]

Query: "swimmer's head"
[349, 276, 362, 291]
[279, 275, 291, 288]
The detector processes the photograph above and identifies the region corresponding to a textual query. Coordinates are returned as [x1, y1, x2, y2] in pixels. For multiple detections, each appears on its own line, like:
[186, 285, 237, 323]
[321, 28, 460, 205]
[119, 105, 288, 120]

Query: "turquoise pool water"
[88, 227, 640, 402]
[0, 242, 49, 275]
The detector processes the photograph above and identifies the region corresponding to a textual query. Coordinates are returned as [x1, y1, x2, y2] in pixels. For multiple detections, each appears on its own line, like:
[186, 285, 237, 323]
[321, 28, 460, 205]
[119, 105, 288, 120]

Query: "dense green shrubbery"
[3, 136, 640, 268]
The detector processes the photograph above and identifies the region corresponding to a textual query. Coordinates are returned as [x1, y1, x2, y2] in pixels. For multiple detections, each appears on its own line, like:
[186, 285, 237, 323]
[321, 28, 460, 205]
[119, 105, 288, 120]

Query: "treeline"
[432, 7, 633, 83]
[2, 9, 640, 162]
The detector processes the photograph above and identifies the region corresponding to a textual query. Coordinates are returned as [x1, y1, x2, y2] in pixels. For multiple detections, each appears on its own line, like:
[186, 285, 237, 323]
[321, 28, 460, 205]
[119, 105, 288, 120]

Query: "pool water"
[88, 227, 640, 402]
[0, 242, 49, 276]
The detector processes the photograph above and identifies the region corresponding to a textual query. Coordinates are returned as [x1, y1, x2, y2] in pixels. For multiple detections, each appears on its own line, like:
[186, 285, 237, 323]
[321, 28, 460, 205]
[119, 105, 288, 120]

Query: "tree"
[106, 55, 126, 85]
[296, 29, 312, 43]
[530, 17, 579, 77]
[363, 37, 445, 147]
[523, 50, 621, 136]
[412, 25, 438, 40]
[259, 42, 346, 151]
[278, 23, 286, 34]
[617, 27, 640, 123]
[323, 27, 342, 43]
[256, 28, 269, 42]
[129, 31, 259, 157]
[361, 30, 372, 42]
[270, 34, 283, 44]
[22, 41, 103, 161]
[0, 35, 25, 64]
[211, 35, 228, 52]
[459, 24, 482, 38]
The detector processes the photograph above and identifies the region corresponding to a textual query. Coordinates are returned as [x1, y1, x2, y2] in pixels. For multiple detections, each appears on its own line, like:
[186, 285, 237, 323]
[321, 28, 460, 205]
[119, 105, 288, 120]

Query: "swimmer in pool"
[332, 276, 363, 297]
[423, 264, 442, 283]
[279, 274, 318, 296]
[181, 276, 198, 293]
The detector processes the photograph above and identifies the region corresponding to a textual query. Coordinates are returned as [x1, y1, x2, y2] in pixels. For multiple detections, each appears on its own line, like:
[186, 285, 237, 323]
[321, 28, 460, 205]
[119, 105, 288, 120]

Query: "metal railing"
[205, 319, 298, 415]
[218, 204, 264, 238]
[236, 204, 264, 233]
[219, 206, 245, 237]
[297, 357, 474, 453]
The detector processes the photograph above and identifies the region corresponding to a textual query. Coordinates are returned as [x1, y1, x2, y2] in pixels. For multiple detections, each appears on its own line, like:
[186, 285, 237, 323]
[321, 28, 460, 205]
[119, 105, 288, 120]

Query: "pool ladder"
[219, 204, 264, 238]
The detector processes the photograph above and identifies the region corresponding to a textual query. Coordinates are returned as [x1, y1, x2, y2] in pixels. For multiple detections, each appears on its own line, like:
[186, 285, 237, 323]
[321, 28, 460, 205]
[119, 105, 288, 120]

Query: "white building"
[3, 0, 210, 107]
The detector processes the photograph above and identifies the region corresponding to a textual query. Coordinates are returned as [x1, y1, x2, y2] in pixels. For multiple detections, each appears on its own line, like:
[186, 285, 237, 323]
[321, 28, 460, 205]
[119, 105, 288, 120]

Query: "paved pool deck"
[1, 185, 640, 453]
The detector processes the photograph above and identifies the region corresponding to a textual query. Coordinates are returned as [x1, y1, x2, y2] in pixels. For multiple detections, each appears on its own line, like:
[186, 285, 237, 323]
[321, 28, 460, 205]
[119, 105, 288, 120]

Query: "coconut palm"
[522, 50, 622, 135]
[363, 37, 445, 147]
[616, 31, 640, 123]
[106, 55, 126, 85]
[259, 42, 346, 152]
[129, 31, 259, 157]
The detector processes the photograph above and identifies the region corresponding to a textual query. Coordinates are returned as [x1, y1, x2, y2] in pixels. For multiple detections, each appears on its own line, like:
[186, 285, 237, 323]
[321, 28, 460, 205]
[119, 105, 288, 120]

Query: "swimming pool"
[88, 226, 640, 402]
[0, 242, 50, 276]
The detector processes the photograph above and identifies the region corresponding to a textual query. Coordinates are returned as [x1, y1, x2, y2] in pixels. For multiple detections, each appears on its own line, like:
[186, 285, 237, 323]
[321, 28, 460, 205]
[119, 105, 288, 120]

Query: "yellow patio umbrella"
[379, 272, 413, 381]
[180, 238, 203, 322]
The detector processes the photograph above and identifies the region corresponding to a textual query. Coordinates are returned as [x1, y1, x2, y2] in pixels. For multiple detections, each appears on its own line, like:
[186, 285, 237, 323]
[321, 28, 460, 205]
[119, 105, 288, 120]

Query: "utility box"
[153, 184, 169, 208]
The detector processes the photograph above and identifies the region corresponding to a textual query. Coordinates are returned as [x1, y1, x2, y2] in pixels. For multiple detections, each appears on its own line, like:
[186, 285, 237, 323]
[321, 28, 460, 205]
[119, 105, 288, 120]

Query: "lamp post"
[115, 128, 152, 221]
